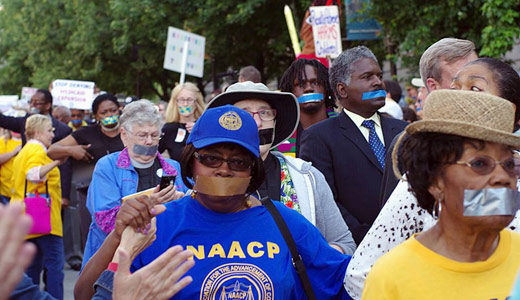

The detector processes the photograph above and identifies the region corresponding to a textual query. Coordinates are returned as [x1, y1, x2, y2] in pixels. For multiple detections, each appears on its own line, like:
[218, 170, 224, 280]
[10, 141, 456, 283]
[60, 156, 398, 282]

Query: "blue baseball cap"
[186, 105, 260, 157]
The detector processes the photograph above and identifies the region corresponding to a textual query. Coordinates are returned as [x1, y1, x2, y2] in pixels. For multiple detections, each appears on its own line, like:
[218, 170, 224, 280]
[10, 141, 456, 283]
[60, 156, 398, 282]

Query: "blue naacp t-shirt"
[132, 196, 350, 299]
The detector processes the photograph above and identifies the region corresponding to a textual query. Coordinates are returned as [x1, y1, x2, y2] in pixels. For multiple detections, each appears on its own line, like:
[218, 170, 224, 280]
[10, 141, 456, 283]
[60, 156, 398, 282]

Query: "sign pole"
[179, 41, 189, 84]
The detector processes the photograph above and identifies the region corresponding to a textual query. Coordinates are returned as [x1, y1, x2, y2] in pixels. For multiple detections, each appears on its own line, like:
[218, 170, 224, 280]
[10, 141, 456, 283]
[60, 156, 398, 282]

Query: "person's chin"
[133, 154, 157, 164]
[368, 97, 386, 109]
[464, 215, 514, 230]
[300, 102, 323, 113]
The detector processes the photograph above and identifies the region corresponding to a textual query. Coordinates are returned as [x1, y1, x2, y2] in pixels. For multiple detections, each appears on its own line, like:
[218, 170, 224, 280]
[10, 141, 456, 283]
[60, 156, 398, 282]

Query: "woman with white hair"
[82, 100, 188, 268]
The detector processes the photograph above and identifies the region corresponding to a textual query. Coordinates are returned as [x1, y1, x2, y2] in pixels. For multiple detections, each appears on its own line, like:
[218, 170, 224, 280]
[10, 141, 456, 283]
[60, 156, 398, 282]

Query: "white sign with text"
[310, 6, 342, 58]
[52, 80, 95, 110]
[163, 26, 206, 78]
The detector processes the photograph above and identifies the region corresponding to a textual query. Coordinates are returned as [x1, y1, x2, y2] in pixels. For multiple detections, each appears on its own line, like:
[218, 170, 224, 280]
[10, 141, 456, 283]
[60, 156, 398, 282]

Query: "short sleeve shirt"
[71, 124, 124, 164]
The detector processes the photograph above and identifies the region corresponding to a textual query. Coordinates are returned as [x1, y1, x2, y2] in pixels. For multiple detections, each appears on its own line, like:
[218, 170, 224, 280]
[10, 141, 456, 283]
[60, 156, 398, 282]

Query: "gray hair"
[329, 46, 378, 98]
[120, 99, 165, 132]
[53, 105, 71, 118]
[238, 65, 262, 83]
[419, 38, 476, 86]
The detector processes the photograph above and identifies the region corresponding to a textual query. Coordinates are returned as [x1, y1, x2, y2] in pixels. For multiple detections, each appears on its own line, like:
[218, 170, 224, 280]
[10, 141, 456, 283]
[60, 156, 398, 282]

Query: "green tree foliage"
[2, 0, 516, 98]
[0, 0, 308, 99]
[365, 0, 520, 77]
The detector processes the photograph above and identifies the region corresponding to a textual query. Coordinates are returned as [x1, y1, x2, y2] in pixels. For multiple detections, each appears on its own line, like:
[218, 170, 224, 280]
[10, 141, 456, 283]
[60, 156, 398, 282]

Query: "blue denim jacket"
[91, 270, 115, 300]
[10, 273, 56, 300]
[82, 149, 187, 268]
[10, 272, 113, 300]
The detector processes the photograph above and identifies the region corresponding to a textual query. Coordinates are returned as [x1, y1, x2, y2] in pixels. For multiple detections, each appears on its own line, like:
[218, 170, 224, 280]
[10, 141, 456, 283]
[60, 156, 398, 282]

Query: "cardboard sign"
[163, 26, 206, 78]
[20, 87, 38, 103]
[51, 80, 95, 110]
[310, 6, 342, 58]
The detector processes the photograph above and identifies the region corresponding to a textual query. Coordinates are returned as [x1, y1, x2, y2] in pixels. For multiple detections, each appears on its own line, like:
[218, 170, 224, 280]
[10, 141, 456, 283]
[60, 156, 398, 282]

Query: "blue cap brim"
[192, 137, 260, 157]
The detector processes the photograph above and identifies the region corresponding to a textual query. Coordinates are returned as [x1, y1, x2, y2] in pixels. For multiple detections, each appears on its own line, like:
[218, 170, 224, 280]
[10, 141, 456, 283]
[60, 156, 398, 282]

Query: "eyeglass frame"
[128, 130, 164, 142]
[454, 155, 518, 177]
[193, 152, 253, 172]
[176, 98, 197, 104]
[244, 109, 277, 121]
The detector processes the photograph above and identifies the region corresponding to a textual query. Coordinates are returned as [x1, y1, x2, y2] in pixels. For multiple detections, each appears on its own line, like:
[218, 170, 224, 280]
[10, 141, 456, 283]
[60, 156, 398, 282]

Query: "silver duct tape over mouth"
[463, 188, 520, 216]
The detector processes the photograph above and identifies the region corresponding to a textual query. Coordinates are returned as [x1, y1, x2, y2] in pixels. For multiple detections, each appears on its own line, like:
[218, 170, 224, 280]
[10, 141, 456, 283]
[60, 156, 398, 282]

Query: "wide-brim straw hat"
[392, 90, 520, 178]
[207, 81, 299, 150]
[406, 90, 520, 147]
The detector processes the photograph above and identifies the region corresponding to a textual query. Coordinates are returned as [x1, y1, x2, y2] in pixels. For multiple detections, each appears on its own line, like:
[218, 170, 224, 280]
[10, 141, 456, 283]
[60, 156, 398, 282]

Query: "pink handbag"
[24, 181, 51, 235]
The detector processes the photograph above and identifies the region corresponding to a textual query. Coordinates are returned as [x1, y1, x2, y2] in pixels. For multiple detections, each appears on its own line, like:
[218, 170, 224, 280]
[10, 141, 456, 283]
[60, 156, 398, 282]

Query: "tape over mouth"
[362, 90, 386, 101]
[193, 175, 251, 196]
[259, 128, 274, 145]
[463, 188, 520, 216]
[297, 93, 324, 103]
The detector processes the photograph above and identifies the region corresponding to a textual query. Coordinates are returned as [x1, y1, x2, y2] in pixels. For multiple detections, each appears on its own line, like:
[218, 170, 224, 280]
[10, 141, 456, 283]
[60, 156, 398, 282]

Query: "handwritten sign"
[51, 79, 95, 110]
[310, 6, 342, 58]
[20, 87, 38, 103]
[163, 27, 206, 78]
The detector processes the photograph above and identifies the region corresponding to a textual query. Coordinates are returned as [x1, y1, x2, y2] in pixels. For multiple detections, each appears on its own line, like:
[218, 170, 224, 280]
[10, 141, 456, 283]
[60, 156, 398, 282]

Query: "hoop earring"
[432, 197, 442, 220]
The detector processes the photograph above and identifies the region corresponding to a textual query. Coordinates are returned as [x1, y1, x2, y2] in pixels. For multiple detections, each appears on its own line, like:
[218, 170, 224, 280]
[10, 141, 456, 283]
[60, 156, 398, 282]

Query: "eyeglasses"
[245, 109, 277, 121]
[176, 98, 196, 104]
[455, 156, 518, 177]
[30, 101, 47, 107]
[129, 131, 163, 141]
[194, 152, 253, 172]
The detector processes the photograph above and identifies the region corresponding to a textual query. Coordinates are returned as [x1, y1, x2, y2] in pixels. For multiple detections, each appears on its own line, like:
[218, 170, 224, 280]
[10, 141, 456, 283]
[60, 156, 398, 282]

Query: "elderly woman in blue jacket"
[207, 81, 356, 255]
[82, 100, 188, 267]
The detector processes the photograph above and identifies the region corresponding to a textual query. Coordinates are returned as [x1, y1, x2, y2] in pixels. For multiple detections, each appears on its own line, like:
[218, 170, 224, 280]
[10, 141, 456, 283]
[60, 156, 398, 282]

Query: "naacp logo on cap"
[219, 111, 242, 131]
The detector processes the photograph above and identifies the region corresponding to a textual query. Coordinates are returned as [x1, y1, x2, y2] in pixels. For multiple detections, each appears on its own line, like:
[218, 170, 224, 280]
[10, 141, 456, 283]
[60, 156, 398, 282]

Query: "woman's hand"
[185, 121, 195, 133]
[112, 218, 157, 263]
[68, 144, 93, 162]
[150, 184, 184, 205]
[113, 246, 194, 300]
[0, 203, 37, 300]
[114, 196, 166, 241]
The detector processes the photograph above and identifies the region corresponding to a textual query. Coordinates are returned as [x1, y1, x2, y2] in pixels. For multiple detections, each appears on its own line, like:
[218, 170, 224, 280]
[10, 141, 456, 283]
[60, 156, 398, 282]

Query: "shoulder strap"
[24, 179, 49, 203]
[262, 197, 317, 300]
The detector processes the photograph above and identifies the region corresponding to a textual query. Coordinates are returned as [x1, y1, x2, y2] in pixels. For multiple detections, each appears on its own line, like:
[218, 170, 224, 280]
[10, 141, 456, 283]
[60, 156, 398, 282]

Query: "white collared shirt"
[343, 109, 385, 145]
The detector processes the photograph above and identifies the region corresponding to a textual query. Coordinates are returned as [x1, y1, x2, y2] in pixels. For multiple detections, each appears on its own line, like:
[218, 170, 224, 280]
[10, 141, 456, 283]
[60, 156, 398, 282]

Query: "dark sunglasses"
[455, 155, 518, 177]
[194, 152, 253, 172]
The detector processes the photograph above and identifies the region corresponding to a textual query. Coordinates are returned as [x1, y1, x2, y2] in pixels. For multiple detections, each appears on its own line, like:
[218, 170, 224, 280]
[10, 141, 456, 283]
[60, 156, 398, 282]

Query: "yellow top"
[11, 141, 62, 238]
[0, 137, 21, 197]
[362, 230, 520, 300]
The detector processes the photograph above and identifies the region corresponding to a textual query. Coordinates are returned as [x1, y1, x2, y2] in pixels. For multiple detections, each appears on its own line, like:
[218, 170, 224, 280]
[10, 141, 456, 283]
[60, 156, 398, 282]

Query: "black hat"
[206, 81, 299, 149]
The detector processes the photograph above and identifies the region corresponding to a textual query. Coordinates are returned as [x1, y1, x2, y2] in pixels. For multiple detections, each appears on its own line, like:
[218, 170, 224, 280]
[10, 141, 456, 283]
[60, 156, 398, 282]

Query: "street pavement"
[64, 266, 78, 300]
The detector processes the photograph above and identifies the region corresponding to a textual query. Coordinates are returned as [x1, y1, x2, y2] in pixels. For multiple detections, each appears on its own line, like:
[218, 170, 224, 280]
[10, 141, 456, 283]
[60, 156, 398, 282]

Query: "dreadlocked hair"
[279, 58, 336, 109]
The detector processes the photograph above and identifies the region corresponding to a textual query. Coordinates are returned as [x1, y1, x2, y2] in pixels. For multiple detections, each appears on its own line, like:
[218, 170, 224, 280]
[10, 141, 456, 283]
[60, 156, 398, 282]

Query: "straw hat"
[405, 90, 520, 148]
[392, 90, 520, 179]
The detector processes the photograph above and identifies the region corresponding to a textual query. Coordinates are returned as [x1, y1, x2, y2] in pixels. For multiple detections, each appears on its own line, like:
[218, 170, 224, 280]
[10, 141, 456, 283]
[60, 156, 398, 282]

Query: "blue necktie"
[361, 120, 386, 169]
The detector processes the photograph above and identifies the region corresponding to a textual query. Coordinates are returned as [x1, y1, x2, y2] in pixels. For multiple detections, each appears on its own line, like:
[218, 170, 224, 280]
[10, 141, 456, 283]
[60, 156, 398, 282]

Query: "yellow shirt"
[362, 230, 520, 300]
[11, 141, 62, 238]
[0, 137, 21, 197]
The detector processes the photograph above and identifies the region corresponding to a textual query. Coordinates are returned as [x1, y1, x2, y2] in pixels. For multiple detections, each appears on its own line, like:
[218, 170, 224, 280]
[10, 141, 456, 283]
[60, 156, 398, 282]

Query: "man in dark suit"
[300, 46, 407, 243]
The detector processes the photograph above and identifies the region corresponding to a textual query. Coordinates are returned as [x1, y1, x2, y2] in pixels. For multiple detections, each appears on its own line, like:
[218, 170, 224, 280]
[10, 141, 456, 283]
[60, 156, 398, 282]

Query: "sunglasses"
[194, 152, 253, 172]
[455, 155, 517, 177]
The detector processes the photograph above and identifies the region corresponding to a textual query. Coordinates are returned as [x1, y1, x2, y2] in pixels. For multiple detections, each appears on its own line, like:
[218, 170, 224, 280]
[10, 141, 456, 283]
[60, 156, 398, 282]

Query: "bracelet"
[107, 262, 118, 272]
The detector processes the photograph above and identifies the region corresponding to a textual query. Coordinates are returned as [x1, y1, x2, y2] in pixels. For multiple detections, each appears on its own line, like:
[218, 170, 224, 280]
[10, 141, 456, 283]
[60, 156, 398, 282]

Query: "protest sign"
[51, 80, 95, 110]
[0, 95, 19, 113]
[310, 6, 342, 58]
[21, 87, 38, 103]
[163, 26, 206, 78]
